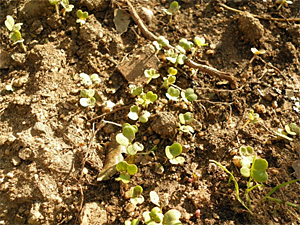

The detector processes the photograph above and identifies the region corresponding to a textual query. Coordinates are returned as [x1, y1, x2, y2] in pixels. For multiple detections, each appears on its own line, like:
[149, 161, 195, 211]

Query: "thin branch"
[124, 0, 238, 88]
[220, 3, 300, 22]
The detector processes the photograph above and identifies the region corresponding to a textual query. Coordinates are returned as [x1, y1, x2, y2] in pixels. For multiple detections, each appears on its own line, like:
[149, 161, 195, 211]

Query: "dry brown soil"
[0, 0, 300, 224]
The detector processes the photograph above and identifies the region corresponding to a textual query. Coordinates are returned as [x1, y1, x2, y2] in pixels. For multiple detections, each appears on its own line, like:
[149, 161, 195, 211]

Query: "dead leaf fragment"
[113, 9, 131, 34]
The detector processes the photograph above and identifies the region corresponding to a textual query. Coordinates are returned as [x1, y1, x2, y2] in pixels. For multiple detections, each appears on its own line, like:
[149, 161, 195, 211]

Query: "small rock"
[151, 112, 177, 138]
[238, 12, 264, 44]
[124, 202, 136, 213]
[292, 159, 300, 179]
[11, 156, 21, 166]
[81, 0, 110, 11]
[13, 76, 28, 88]
[18, 148, 33, 160]
[31, 122, 52, 137]
[79, 202, 107, 225]
[11, 53, 26, 66]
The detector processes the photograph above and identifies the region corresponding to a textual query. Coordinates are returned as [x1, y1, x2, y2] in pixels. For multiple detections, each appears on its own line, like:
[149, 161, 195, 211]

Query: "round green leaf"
[79, 97, 95, 107]
[115, 173, 130, 184]
[157, 36, 169, 47]
[127, 164, 138, 175]
[116, 133, 130, 146]
[139, 111, 151, 123]
[146, 91, 158, 103]
[179, 112, 193, 125]
[123, 126, 136, 142]
[240, 166, 250, 177]
[116, 161, 128, 172]
[165, 143, 182, 160]
[168, 67, 178, 75]
[127, 142, 144, 155]
[253, 158, 268, 171]
[163, 209, 181, 225]
[179, 38, 194, 51]
[10, 30, 23, 42]
[194, 36, 208, 47]
[253, 170, 268, 183]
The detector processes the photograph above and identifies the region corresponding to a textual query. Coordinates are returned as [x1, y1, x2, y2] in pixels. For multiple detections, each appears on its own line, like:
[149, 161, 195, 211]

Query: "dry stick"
[124, 0, 238, 89]
[220, 3, 300, 22]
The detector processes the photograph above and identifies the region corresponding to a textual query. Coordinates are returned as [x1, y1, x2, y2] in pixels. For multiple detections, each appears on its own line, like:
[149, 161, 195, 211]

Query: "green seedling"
[145, 68, 160, 84]
[80, 89, 96, 107]
[153, 36, 170, 50]
[137, 91, 158, 108]
[130, 185, 144, 205]
[163, 75, 176, 88]
[80, 73, 92, 86]
[163, 209, 182, 225]
[76, 10, 89, 25]
[275, 0, 293, 10]
[194, 37, 208, 47]
[179, 112, 194, 134]
[4, 15, 26, 52]
[116, 123, 138, 146]
[125, 219, 139, 225]
[166, 87, 180, 101]
[143, 207, 164, 225]
[162, 1, 180, 16]
[242, 110, 259, 128]
[168, 67, 178, 75]
[181, 88, 198, 102]
[238, 146, 255, 178]
[165, 143, 185, 165]
[150, 191, 160, 206]
[129, 84, 143, 97]
[179, 38, 194, 51]
[49, 0, 60, 16]
[165, 48, 187, 65]
[61, 0, 74, 16]
[275, 123, 299, 141]
[127, 142, 144, 156]
[128, 105, 151, 123]
[115, 161, 138, 184]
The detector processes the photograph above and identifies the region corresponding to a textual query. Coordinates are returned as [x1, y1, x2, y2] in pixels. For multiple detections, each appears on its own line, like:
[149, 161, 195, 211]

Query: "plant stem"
[210, 160, 253, 214]
[55, 4, 60, 16]
[266, 197, 300, 209]
[20, 42, 27, 52]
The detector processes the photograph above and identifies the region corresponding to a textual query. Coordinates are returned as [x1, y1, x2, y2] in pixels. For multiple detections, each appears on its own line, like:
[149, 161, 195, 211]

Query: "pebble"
[13, 77, 28, 88]
[6, 172, 14, 178]
[153, 139, 160, 145]
[124, 203, 136, 213]
[11, 156, 21, 166]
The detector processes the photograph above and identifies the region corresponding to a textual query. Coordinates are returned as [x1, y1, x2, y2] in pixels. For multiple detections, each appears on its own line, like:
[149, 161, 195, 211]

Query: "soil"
[0, 0, 300, 224]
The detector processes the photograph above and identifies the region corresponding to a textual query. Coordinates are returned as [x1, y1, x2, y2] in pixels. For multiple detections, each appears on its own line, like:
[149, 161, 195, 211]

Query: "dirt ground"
[0, 0, 300, 224]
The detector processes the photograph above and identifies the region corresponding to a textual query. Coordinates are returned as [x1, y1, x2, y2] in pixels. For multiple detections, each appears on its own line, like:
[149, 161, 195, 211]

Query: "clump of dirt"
[0, 0, 299, 224]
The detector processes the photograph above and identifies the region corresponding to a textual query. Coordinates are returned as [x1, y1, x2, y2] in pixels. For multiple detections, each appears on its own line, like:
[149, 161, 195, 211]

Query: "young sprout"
[127, 142, 144, 156]
[150, 191, 160, 206]
[61, 0, 74, 16]
[153, 36, 170, 50]
[129, 84, 143, 97]
[137, 91, 158, 108]
[125, 219, 139, 225]
[238, 146, 255, 178]
[128, 105, 151, 123]
[179, 38, 194, 51]
[251, 48, 266, 55]
[144, 68, 160, 84]
[252, 158, 268, 183]
[143, 207, 164, 225]
[130, 185, 144, 205]
[90, 73, 101, 84]
[181, 88, 198, 102]
[275, 0, 293, 10]
[165, 143, 185, 165]
[179, 112, 194, 134]
[275, 123, 300, 141]
[4, 15, 26, 52]
[116, 123, 138, 146]
[76, 10, 89, 25]
[194, 37, 208, 47]
[162, 1, 180, 16]
[163, 209, 182, 225]
[166, 86, 180, 101]
[80, 73, 93, 86]
[79, 89, 96, 107]
[49, 0, 60, 16]
[168, 67, 178, 75]
[115, 161, 138, 184]
[163, 75, 176, 88]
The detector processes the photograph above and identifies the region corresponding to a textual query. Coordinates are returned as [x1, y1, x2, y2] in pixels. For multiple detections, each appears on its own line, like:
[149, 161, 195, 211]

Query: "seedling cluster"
[4, 15, 26, 52]
[79, 73, 101, 107]
[49, 0, 74, 16]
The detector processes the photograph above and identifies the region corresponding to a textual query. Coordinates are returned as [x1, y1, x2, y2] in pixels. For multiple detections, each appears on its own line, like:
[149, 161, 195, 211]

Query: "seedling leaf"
[127, 164, 138, 175]
[165, 143, 182, 160]
[179, 112, 193, 125]
[166, 87, 180, 101]
[179, 38, 194, 51]
[285, 124, 297, 136]
[116, 161, 128, 172]
[116, 133, 130, 146]
[179, 125, 194, 134]
[194, 37, 208, 47]
[181, 88, 197, 102]
[79, 97, 96, 107]
[5, 16, 14, 31]
[163, 209, 182, 225]
[127, 142, 144, 156]
[115, 172, 130, 184]
[252, 158, 268, 183]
